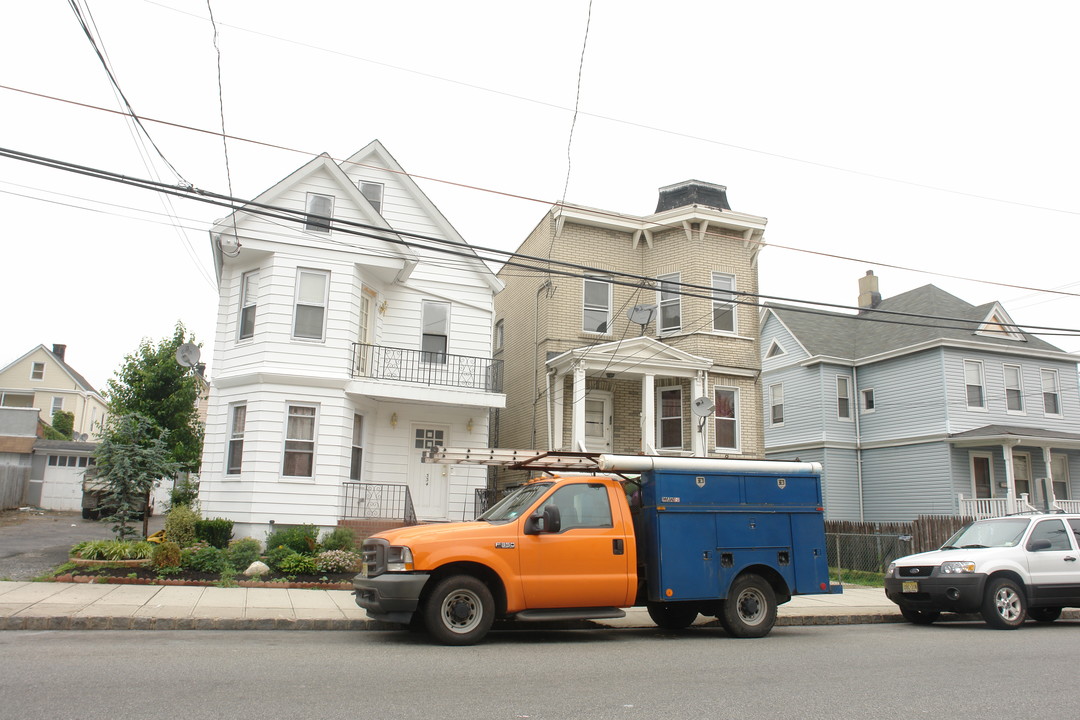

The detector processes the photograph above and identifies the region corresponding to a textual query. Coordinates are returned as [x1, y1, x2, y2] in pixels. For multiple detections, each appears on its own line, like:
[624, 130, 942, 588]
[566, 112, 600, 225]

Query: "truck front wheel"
[647, 601, 699, 630]
[719, 574, 777, 638]
[423, 575, 494, 646]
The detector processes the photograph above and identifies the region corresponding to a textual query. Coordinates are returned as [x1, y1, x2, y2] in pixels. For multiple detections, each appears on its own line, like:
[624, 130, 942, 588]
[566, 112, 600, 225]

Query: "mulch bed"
[53, 564, 355, 590]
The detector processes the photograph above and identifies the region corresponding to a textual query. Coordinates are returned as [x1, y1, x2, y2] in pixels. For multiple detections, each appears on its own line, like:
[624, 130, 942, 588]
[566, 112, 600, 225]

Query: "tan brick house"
[493, 180, 768, 486]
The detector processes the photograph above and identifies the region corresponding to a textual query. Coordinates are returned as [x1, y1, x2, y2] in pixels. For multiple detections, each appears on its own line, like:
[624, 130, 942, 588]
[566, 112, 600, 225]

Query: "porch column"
[641, 373, 656, 454]
[692, 371, 707, 457]
[572, 363, 586, 451]
[1002, 442, 1016, 509]
[1041, 446, 1055, 504]
[553, 372, 565, 450]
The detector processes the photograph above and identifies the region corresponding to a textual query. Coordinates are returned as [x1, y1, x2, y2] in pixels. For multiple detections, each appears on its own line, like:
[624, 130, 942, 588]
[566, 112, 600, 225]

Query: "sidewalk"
[0, 581, 902, 631]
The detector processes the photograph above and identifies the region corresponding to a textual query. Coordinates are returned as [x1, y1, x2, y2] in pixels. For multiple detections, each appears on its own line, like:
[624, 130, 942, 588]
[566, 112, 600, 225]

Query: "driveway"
[0, 507, 165, 581]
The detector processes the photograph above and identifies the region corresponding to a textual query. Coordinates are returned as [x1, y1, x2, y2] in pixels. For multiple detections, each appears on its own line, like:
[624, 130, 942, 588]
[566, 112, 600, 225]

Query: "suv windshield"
[942, 518, 1031, 549]
[479, 482, 553, 523]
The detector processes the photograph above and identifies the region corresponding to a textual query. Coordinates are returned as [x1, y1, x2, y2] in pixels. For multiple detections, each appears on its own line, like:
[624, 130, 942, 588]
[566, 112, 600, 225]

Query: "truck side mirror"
[524, 505, 561, 535]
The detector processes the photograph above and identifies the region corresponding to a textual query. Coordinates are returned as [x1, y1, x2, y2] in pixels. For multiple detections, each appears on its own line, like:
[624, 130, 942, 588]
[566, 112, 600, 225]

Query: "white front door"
[408, 425, 449, 520]
[584, 392, 613, 453]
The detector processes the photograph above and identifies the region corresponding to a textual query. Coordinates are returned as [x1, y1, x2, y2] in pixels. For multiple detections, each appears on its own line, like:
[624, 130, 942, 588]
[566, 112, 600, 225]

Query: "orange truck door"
[518, 481, 633, 608]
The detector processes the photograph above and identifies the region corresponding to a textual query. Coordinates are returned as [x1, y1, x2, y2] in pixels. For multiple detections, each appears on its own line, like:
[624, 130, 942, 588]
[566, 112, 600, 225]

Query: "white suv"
[885, 513, 1080, 629]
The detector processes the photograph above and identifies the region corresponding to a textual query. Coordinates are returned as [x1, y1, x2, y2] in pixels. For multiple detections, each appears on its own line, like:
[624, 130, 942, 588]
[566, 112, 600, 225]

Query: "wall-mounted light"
[466, 418, 474, 433]
[390, 412, 398, 428]
[378, 300, 389, 315]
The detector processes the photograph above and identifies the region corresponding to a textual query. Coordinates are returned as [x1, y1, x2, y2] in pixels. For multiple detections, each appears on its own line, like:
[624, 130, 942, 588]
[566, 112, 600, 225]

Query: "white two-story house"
[199, 140, 504, 539]
[760, 271, 1080, 522]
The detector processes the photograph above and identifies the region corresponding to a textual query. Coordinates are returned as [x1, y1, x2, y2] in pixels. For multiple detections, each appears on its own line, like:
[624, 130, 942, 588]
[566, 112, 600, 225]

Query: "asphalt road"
[0, 508, 164, 580]
[2, 622, 1077, 719]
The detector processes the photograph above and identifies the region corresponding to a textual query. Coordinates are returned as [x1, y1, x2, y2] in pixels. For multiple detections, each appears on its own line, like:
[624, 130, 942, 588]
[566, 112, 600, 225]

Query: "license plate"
[902, 581, 918, 593]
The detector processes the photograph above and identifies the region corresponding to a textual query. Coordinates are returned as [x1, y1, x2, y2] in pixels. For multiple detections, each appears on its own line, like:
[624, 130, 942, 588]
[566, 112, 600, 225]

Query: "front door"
[584, 391, 612, 452]
[408, 425, 448, 520]
[971, 453, 993, 498]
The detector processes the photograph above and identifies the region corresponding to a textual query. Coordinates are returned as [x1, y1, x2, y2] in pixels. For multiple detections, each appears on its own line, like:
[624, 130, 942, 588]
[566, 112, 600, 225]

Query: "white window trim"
[861, 388, 875, 414]
[350, 413, 364, 481]
[1042, 368, 1063, 417]
[226, 402, 246, 477]
[770, 383, 784, 427]
[656, 273, 681, 335]
[713, 385, 740, 453]
[237, 270, 259, 342]
[493, 319, 504, 352]
[836, 375, 852, 421]
[582, 277, 612, 335]
[51, 396, 64, 415]
[420, 300, 451, 363]
[711, 272, 737, 334]
[282, 403, 318, 480]
[359, 181, 384, 214]
[969, 451, 995, 499]
[292, 268, 330, 342]
[304, 192, 334, 233]
[964, 359, 987, 412]
[1003, 364, 1026, 415]
[657, 386, 683, 450]
[765, 340, 786, 359]
[30, 362, 45, 381]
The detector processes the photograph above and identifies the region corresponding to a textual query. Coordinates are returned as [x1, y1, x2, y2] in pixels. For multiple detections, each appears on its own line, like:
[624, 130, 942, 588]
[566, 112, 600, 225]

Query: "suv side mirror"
[524, 505, 562, 535]
[1027, 538, 1052, 552]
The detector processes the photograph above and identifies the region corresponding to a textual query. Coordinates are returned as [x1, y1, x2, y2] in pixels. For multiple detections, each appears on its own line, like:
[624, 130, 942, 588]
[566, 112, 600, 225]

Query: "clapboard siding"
[856, 349, 948, 442]
[861, 443, 954, 521]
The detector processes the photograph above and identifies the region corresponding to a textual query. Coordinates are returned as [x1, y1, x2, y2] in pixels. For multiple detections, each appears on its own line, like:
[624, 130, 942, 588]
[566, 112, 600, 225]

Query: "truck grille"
[361, 538, 388, 578]
[897, 565, 937, 578]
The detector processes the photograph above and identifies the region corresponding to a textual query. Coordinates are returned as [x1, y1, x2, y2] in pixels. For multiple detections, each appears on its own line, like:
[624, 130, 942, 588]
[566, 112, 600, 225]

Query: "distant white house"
[199, 140, 504, 540]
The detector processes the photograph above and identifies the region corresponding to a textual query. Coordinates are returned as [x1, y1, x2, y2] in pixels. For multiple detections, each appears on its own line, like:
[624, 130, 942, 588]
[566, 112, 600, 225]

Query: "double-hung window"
[658, 387, 683, 449]
[283, 405, 317, 477]
[359, 182, 383, 213]
[238, 270, 259, 340]
[583, 277, 611, 334]
[349, 414, 364, 481]
[657, 273, 681, 334]
[304, 193, 334, 233]
[964, 360, 986, 410]
[293, 269, 329, 340]
[31, 362, 45, 380]
[421, 301, 450, 364]
[770, 383, 784, 425]
[51, 397, 64, 416]
[712, 272, 736, 333]
[1004, 364, 1024, 413]
[714, 387, 739, 451]
[227, 404, 246, 475]
[1042, 369, 1062, 415]
[836, 376, 852, 420]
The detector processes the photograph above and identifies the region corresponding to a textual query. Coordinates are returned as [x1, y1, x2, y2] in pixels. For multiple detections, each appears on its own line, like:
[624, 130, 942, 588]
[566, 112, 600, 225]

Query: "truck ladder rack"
[422, 447, 604, 471]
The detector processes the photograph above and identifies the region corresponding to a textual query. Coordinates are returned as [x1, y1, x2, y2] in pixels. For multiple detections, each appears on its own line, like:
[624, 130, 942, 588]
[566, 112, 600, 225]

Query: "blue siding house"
[760, 272, 1080, 521]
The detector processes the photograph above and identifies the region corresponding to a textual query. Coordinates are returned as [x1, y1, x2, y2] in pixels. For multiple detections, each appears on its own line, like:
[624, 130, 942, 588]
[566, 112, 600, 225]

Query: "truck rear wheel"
[423, 575, 494, 646]
[647, 601, 699, 630]
[719, 573, 777, 638]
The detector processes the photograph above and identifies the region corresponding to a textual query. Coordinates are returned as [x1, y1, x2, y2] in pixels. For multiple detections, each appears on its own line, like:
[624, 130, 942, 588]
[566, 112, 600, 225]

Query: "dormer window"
[360, 182, 383, 213]
[304, 193, 334, 233]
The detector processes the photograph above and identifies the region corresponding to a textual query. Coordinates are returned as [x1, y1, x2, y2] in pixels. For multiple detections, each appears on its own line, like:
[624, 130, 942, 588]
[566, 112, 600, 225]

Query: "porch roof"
[946, 424, 1080, 450]
[546, 336, 712, 379]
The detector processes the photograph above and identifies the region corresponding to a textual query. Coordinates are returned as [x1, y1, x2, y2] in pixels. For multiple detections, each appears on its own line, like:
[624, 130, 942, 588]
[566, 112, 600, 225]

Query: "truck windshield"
[941, 518, 1030, 549]
[478, 482, 553, 523]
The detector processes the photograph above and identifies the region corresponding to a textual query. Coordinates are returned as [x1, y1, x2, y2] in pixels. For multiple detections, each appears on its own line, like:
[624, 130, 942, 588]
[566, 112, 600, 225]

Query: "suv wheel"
[1027, 606, 1062, 623]
[899, 606, 940, 625]
[981, 577, 1026, 629]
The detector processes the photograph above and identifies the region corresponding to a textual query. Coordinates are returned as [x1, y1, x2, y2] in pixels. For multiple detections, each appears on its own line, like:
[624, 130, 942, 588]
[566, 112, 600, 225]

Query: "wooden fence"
[0, 465, 28, 510]
[824, 516, 974, 574]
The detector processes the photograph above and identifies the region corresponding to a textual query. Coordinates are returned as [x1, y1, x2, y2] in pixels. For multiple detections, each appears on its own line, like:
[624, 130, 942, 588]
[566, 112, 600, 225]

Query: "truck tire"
[719, 573, 777, 638]
[981, 577, 1025, 629]
[647, 601, 699, 630]
[423, 575, 494, 646]
[1027, 606, 1061, 623]
[899, 606, 940, 625]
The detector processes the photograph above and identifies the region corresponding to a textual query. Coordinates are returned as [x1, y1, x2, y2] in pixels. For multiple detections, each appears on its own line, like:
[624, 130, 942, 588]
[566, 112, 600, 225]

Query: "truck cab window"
[538, 483, 613, 531]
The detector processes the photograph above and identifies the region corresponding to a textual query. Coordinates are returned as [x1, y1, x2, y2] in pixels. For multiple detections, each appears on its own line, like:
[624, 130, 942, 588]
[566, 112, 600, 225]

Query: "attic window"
[766, 341, 785, 358]
[360, 182, 384, 213]
[304, 193, 334, 233]
[30, 362, 45, 380]
[976, 309, 1024, 341]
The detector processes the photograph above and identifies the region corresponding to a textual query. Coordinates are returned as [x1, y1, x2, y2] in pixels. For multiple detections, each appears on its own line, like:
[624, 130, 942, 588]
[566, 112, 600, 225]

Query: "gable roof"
[764, 284, 1067, 362]
[0, 345, 101, 395]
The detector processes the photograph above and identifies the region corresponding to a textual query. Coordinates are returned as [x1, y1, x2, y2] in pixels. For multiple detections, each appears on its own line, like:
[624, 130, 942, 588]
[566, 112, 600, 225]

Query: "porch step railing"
[343, 482, 417, 526]
[957, 493, 1035, 519]
[1052, 499, 1080, 513]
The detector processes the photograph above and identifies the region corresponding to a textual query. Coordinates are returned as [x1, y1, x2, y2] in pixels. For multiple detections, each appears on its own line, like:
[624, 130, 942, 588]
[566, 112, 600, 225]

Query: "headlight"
[885, 562, 896, 579]
[940, 560, 975, 574]
[386, 546, 414, 572]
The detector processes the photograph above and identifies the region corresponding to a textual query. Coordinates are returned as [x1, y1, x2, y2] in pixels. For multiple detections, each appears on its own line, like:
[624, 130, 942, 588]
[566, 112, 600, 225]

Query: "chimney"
[655, 180, 731, 213]
[52, 344, 67, 361]
[858, 271, 881, 312]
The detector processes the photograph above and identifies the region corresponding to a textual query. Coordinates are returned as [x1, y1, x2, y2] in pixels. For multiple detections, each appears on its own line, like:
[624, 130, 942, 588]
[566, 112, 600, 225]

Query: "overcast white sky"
[3, 1, 1079, 393]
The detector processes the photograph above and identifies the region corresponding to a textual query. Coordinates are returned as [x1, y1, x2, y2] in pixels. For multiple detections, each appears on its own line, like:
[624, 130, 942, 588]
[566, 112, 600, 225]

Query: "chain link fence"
[826, 531, 913, 584]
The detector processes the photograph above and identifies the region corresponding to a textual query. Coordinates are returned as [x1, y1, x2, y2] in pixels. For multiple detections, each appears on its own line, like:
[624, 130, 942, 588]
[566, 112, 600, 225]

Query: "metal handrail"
[343, 482, 418, 526]
[351, 343, 502, 392]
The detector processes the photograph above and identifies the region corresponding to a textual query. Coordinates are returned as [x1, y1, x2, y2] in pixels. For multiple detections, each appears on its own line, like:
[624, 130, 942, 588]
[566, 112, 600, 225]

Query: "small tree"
[52, 410, 75, 440]
[92, 413, 180, 540]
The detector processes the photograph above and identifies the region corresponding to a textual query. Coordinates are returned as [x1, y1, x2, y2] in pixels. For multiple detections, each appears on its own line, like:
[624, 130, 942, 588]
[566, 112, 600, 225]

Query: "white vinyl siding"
[657, 273, 681, 335]
[359, 182, 383, 213]
[292, 269, 329, 341]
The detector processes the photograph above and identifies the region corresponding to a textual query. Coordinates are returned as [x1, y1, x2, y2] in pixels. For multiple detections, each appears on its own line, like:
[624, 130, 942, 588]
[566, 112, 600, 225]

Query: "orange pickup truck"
[353, 452, 839, 645]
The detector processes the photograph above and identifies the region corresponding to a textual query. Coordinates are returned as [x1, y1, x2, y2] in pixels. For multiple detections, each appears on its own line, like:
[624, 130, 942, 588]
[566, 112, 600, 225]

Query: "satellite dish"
[626, 304, 656, 326]
[691, 396, 715, 417]
[175, 343, 201, 368]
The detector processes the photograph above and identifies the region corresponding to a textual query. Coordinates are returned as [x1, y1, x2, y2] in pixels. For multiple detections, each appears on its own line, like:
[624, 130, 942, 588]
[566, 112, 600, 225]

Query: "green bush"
[183, 545, 231, 574]
[276, 552, 318, 576]
[265, 524, 319, 554]
[315, 550, 362, 573]
[73, 540, 154, 561]
[164, 505, 200, 547]
[265, 545, 297, 572]
[151, 541, 182, 569]
[225, 537, 262, 571]
[194, 518, 234, 549]
[168, 477, 200, 511]
[320, 526, 357, 552]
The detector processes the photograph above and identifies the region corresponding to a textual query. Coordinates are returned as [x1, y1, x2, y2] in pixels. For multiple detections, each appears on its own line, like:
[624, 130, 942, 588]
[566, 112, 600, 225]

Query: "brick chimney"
[655, 180, 731, 213]
[858, 271, 881, 312]
[51, 344, 67, 361]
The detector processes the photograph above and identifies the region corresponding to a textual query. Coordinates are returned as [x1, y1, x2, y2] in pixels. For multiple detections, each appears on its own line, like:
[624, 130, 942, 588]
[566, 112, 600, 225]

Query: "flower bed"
[53, 564, 355, 590]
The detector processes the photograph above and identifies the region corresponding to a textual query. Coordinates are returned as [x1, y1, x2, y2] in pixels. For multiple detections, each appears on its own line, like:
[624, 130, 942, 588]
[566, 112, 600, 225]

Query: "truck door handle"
[613, 539, 624, 555]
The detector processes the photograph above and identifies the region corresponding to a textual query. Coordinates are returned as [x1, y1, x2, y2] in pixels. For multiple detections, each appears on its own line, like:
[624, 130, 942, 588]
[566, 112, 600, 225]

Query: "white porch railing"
[1053, 499, 1080, 513]
[958, 493, 1036, 519]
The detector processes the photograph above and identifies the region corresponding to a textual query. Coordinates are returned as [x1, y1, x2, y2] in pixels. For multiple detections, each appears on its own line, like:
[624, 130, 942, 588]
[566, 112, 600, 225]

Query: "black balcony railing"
[342, 482, 418, 525]
[351, 343, 503, 392]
